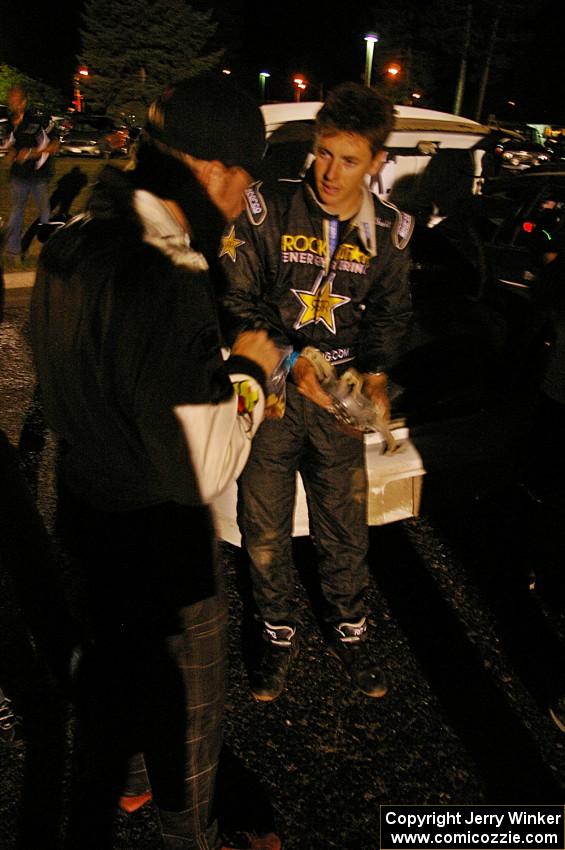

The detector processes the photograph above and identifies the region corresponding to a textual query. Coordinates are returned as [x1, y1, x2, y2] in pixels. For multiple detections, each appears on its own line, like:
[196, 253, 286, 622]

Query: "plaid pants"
[57, 495, 227, 850]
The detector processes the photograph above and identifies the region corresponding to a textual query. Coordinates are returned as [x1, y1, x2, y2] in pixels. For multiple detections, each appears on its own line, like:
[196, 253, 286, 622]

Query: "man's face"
[313, 131, 383, 219]
[8, 88, 27, 115]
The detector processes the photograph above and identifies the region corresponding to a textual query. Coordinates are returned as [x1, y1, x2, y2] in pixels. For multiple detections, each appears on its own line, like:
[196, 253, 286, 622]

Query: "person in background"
[220, 82, 413, 703]
[2, 86, 59, 261]
[30, 74, 281, 850]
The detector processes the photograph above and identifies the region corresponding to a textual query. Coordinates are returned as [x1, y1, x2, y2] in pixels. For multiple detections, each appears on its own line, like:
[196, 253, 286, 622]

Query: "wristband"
[286, 350, 300, 370]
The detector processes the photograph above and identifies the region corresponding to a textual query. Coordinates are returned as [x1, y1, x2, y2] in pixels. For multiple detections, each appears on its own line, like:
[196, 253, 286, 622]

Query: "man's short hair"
[315, 82, 394, 155]
[8, 85, 29, 103]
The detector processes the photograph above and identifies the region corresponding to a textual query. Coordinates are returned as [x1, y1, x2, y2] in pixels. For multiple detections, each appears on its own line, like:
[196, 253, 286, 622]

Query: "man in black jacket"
[221, 82, 413, 703]
[31, 76, 280, 850]
[3, 86, 59, 259]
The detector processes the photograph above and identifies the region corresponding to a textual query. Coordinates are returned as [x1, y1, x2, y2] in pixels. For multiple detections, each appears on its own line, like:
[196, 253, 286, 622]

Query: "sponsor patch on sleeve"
[232, 379, 260, 416]
[219, 225, 245, 262]
[244, 181, 267, 226]
[392, 210, 414, 250]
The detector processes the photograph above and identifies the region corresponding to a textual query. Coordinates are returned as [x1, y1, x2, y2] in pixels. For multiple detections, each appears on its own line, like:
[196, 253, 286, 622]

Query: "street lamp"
[386, 62, 401, 78]
[259, 71, 270, 102]
[364, 32, 379, 87]
[73, 66, 89, 112]
[293, 75, 307, 103]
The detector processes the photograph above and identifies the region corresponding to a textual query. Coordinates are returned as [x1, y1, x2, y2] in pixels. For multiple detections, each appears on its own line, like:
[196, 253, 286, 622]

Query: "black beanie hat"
[145, 74, 266, 178]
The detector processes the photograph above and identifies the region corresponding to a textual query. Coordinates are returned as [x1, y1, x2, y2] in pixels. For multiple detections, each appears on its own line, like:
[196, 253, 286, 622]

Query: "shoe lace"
[0, 697, 20, 731]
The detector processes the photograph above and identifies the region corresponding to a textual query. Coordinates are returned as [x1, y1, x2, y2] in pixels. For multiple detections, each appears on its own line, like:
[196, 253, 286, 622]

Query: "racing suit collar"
[350, 184, 378, 257]
[304, 171, 377, 258]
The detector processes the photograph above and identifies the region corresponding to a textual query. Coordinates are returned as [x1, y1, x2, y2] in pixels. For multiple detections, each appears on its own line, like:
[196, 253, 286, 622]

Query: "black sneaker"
[249, 623, 298, 702]
[549, 695, 565, 732]
[0, 692, 24, 747]
[328, 617, 388, 698]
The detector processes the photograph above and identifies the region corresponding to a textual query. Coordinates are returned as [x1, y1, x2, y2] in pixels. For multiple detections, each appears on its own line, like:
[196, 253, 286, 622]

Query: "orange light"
[293, 75, 308, 102]
[78, 66, 89, 77]
[386, 63, 401, 77]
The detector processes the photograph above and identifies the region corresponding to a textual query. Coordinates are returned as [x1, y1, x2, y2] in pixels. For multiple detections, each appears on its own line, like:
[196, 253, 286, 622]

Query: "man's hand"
[362, 372, 390, 423]
[231, 330, 281, 381]
[15, 147, 34, 163]
[291, 355, 333, 409]
[14, 141, 59, 164]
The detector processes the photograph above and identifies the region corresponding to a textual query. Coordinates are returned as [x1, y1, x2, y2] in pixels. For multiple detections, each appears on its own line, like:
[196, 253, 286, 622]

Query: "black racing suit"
[220, 172, 413, 627]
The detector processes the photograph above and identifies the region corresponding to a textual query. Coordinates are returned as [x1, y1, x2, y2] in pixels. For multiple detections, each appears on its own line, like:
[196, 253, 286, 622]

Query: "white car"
[260, 100, 489, 200]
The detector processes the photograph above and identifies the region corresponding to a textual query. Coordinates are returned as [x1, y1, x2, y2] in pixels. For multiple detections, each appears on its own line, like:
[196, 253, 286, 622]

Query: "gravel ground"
[1, 291, 565, 850]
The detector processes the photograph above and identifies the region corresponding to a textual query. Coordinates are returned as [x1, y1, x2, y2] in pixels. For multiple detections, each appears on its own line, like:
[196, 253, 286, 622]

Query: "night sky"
[2, 1, 565, 123]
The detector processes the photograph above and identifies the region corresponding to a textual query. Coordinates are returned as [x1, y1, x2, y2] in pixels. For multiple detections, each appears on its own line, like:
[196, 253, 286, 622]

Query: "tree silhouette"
[78, 0, 224, 114]
[369, 0, 533, 118]
[0, 64, 65, 114]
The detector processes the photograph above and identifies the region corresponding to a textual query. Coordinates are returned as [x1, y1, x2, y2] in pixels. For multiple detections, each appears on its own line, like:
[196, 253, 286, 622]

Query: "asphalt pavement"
[1, 287, 565, 850]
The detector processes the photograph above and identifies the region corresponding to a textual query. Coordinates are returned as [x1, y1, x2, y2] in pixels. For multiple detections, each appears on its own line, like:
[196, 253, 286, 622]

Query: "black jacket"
[8, 109, 57, 180]
[31, 166, 266, 511]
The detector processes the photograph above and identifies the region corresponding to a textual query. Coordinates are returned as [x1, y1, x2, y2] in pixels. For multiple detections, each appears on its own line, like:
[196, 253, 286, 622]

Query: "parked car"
[482, 129, 553, 174]
[260, 101, 489, 199]
[58, 115, 130, 158]
[544, 133, 565, 163]
[410, 168, 565, 302]
[479, 170, 565, 289]
[386, 174, 562, 509]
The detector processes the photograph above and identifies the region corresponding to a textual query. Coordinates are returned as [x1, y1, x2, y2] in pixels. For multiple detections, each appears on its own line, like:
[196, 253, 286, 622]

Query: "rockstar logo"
[219, 226, 245, 262]
[348, 244, 366, 263]
[291, 272, 350, 334]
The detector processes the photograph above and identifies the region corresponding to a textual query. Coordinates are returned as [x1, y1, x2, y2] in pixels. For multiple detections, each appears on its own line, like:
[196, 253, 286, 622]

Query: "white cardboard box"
[212, 427, 425, 547]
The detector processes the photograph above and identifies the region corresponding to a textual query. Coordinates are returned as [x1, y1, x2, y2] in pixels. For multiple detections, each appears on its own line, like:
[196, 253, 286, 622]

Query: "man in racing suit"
[220, 82, 413, 701]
